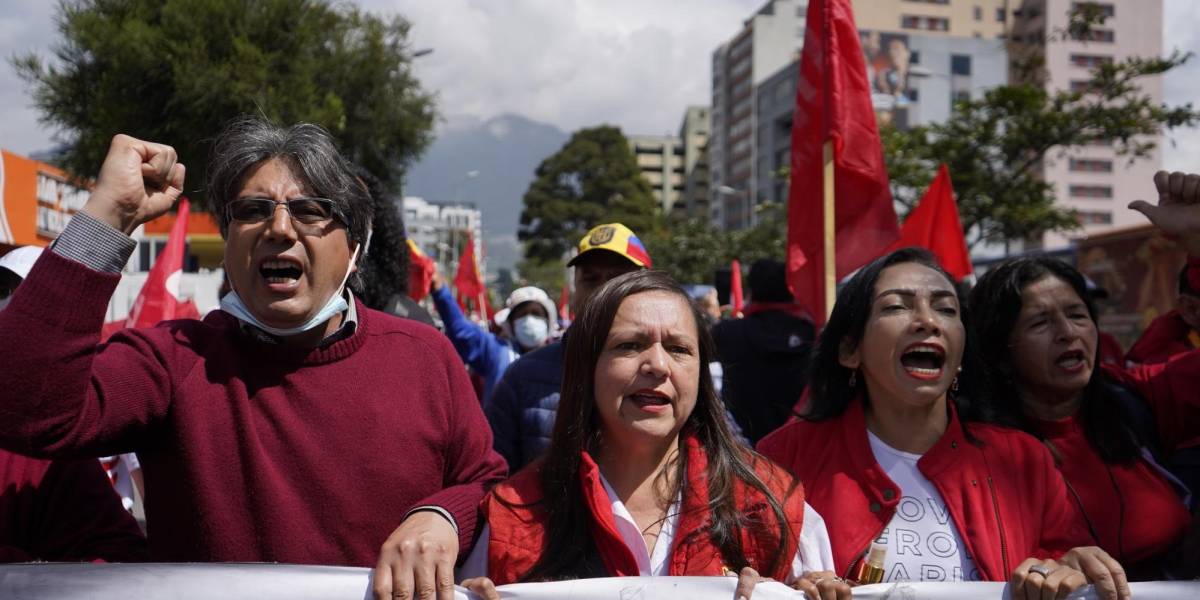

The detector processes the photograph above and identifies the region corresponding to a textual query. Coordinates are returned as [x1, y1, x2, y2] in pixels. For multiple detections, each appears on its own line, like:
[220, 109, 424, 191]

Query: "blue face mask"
[220, 243, 361, 339]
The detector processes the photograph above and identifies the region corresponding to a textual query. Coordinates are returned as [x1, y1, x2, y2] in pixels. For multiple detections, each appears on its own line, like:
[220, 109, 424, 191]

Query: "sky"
[2, 0, 1199, 168]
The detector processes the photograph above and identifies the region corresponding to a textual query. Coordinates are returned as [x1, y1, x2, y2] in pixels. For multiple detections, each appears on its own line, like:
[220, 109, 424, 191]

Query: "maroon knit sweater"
[0, 251, 507, 566]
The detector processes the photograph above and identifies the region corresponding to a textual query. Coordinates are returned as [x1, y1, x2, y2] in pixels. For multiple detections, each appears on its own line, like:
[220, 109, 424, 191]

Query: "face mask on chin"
[512, 315, 550, 350]
[220, 243, 361, 339]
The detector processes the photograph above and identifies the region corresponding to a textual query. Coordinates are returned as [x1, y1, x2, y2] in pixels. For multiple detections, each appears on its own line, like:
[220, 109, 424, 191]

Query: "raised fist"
[1129, 170, 1200, 254]
[82, 134, 186, 235]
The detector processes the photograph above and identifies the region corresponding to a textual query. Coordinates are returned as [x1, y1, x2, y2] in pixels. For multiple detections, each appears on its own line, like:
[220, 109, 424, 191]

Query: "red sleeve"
[410, 333, 508, 560]
[0, 251, 179, 458]
[1031, 443, 1092, 560]
[1103, 350, 1200, 451]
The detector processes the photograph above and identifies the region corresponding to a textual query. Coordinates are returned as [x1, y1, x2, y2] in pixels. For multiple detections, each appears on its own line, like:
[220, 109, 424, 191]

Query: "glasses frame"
[225, 197, 345, 235]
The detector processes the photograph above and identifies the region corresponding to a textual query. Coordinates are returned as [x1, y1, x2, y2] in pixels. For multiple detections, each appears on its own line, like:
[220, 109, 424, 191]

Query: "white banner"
[0, 565, 1196, 599]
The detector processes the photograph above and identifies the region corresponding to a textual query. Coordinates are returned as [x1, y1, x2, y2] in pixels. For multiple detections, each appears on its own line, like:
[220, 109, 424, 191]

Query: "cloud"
[1162, 0, 1200, 171]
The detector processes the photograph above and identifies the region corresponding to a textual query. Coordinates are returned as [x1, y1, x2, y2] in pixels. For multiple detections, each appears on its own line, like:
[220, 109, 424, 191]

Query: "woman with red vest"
[757, 248, 1130, 600]
[459, 270, 848, 600]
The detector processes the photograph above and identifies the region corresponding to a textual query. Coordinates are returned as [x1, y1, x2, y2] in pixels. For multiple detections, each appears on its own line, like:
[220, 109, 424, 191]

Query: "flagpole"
[822, 139, 836, 319]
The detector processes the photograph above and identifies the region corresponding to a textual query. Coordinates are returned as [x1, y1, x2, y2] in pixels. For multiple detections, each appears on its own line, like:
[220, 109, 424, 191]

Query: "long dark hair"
[804, 247, 977, 422]
[968, 257, 1140, 462]
[521, 270, 795, 581]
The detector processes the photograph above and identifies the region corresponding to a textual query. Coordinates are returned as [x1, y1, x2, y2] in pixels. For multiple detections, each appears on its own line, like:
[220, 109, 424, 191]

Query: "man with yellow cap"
[486, 223, 650, 470]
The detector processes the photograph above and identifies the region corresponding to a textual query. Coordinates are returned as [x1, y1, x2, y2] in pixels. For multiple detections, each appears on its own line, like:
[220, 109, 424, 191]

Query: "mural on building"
[860, 30, 915, 129]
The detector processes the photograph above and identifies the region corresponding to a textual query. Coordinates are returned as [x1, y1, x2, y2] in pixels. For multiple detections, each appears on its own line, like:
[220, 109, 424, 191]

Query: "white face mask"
[220, 243, 361, 338]
[512, 315, 550, 350]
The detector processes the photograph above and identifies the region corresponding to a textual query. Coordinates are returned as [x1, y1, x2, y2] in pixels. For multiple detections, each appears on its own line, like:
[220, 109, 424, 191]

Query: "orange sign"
[0, 150, 92, 246]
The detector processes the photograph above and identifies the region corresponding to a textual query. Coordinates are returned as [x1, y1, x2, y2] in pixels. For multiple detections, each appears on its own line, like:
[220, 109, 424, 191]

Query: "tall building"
[678, 106, 712, 219]
[710, 0, 809, 230]
[402, 196, 485, 278]
[851, 0, 1020, 39]
[627, 135, 686, 215]
[1011, 0, 1164, 248]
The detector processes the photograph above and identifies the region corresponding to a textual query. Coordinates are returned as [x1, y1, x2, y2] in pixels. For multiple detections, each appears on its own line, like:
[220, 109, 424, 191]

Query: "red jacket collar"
[840, 395, 968, 479]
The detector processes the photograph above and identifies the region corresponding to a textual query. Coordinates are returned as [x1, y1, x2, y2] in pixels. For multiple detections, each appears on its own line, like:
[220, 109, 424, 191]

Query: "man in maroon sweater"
[0, 118, 506, 600]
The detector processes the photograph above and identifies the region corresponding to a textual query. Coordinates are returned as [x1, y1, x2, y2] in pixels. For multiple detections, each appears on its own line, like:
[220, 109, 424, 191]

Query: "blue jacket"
[485, 338, 564, 471]
[431, 285, 520, 403]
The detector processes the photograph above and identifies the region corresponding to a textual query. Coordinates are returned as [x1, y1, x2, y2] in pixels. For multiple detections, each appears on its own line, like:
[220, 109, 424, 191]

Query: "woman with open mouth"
[969, 257, 1195, 580]
[457, 270, 850, 600]
[758, 248, 1130, 600]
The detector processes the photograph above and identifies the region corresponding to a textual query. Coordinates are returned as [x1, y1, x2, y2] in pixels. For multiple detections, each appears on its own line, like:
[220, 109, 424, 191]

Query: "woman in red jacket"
[459, 270, 848, 600]
[969, 257, 1193, 579]
[757, 248, 1129, 600]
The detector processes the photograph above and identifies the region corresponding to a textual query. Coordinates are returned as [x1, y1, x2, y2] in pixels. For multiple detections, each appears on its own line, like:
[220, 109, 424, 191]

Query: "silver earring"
[848, 370, 858, 388]
[951, 376, 959, 393]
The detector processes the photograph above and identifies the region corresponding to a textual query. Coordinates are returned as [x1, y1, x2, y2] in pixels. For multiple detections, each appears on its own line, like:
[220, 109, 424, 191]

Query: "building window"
[1069, 158, 1113, 173]
[901, 15, 949, 31]
[1070, 185, 1113, 199]
[996, 7, 1007, 22]
[1070, 54, 1112, 68]
[952, 90, 971, 103]
[910, 51, 921, 64]
[951, 54, 972, 76]
[1069, 80, 1097, 93]
[974, 5, 982, 20]
[1072, 28, 1115, 43]
[1077, 211, 1113, 225]
[1073, 2, 1115, 18]
[903, 0, 950, 4]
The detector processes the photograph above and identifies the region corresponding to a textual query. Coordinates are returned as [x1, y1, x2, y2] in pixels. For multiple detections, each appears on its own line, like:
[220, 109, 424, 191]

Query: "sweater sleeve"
[31, 458, 148, 562]
[0, 249, 176, 458]
[411, 333, 508, 560]
[431, 285, 508, 384]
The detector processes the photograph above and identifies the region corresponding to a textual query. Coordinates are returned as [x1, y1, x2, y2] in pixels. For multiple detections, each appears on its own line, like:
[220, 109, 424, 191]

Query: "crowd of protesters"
[0, 117, 1197, 600]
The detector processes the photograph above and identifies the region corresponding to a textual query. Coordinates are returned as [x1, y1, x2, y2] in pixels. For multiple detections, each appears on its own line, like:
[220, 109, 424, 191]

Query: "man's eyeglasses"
[226, 197, 342, 233]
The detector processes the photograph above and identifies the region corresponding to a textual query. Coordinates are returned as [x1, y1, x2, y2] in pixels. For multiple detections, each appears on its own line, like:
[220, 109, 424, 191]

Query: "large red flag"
[730, 259, 744, 318]
[787, 0, 900, 325]
[890, 164, 973, 280]
[453, 232, 485, 300]
[407, 239, 436, 300]
[127, 197, 200, 328]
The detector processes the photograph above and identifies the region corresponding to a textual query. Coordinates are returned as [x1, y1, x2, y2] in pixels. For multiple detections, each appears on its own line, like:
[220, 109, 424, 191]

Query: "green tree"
[13, 0, 434, 207]
[883, 4, 1198, 250]
[644, 202, 786, 286]
[518, 125, 659, 263]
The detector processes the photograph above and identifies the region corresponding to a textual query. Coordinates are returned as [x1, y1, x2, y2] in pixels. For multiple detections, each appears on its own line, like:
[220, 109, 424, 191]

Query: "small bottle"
[851, 543, 887, 584]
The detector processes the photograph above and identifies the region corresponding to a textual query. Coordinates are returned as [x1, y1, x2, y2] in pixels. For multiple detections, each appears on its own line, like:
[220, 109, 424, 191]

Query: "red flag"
[453, 231, 485, 299]
[787, 0, 900, 325]
[730, 259, 744, 318]
[889, 164, 973, 280]
[407, 239, 435, 300]
[127, 197, 198, 328]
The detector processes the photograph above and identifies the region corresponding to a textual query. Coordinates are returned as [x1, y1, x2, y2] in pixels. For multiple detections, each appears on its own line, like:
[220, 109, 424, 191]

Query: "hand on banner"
[1009, 557, 1087, 600]
[1130, 170, 1200, 255]
[733, 566, 850, 600]
[1058, 546, 1131, 600]
[459, 577, 500, 600]
[372, 511, 459, 600]
[83, 134, 186, 235]
[794, 570, 852, 600]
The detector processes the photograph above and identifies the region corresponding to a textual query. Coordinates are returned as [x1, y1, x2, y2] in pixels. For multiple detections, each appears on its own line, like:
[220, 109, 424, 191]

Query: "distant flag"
[889, 164, 973, 280]
[787, 0, 900, 324]
[453, 231, 485, 300]
[126, 197, 200, 329]
[558, 284, 571, 324]
[407, 239, 436, 300]
[730, 259, 744, 318]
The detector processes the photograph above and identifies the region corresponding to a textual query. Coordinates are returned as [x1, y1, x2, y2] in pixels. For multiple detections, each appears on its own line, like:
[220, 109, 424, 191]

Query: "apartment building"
[678, 106, 712, 219]
[851, 0, 1020, 39]
[627, 135, 686, 215]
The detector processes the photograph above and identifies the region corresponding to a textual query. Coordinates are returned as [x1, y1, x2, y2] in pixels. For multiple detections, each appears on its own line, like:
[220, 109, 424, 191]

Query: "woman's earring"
[848, 370, 858, 388]
[951, 376, 960, 393]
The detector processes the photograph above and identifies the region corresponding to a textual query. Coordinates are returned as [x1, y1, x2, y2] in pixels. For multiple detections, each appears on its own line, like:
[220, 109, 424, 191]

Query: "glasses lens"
[288, 198, 335, 224]
[228, 198, 274, 222]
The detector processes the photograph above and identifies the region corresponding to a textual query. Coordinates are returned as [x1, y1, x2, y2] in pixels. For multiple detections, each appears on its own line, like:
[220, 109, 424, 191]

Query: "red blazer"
[756, 399, 1091, 582]
[483, 435, 805, 584]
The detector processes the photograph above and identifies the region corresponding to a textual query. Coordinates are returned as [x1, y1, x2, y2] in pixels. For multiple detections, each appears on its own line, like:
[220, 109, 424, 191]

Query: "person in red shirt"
[968, 171, 1200, 579]
[756, 248, 1129, 600]
[1125, 260, 1200, 365]
[459, 271, 848, 600]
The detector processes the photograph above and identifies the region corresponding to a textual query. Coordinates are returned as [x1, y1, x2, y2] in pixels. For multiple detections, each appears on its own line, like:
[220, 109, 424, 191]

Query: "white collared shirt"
[458, 471, 835, 581]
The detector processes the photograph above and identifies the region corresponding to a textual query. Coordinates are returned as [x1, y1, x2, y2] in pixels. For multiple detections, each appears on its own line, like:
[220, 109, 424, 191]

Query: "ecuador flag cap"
[567, 223, 652, 269]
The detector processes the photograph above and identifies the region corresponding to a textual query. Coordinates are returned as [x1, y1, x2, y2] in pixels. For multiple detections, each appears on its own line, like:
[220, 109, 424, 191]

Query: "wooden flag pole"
[822, 139, 836, 319]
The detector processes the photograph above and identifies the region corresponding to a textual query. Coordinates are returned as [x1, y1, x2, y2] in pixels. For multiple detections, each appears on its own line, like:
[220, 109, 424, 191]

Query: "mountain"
[404, 113, 568, 272]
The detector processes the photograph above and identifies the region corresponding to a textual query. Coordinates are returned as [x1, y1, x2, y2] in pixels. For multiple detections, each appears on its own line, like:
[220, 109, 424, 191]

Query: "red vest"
[757, 399, 1092, 582]
[483, 435, 804, 584]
